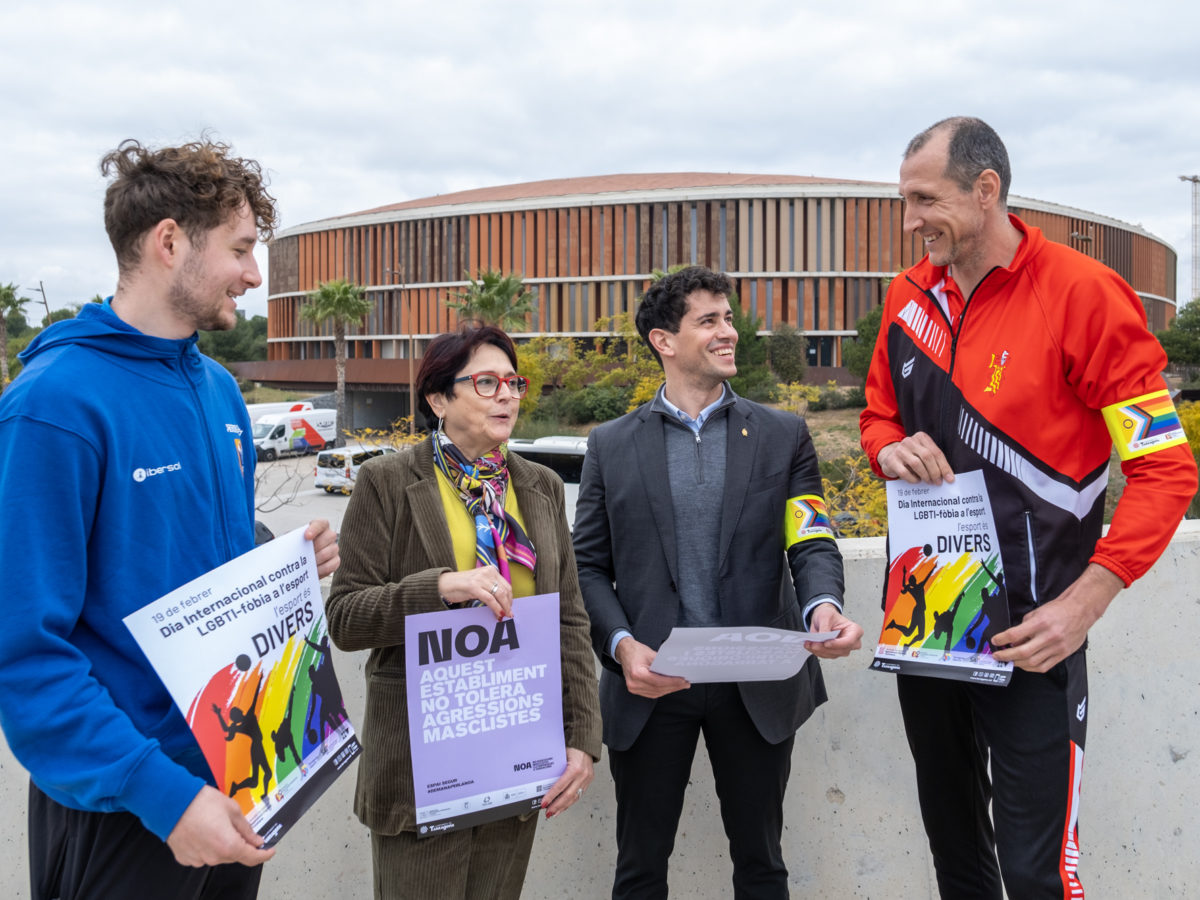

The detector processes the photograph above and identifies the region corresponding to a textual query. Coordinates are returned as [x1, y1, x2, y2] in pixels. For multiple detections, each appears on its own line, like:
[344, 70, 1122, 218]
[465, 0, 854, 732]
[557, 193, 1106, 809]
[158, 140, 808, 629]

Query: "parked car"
[506, 435, 587, 529]
[314, 443, 397, 494]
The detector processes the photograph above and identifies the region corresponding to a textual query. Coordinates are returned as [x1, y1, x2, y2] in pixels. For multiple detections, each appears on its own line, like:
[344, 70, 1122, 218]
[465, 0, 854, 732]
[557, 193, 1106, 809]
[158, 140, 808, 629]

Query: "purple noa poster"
[405, 592, 565, 837]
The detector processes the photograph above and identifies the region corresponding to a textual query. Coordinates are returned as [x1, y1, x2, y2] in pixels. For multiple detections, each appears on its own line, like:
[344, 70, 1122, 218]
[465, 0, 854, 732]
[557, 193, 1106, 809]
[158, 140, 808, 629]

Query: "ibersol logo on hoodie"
[132, 462, 183, 482]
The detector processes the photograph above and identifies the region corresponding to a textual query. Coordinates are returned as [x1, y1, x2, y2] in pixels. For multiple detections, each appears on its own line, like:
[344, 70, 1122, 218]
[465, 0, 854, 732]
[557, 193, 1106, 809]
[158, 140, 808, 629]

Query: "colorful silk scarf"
[432, 430, 537, 592]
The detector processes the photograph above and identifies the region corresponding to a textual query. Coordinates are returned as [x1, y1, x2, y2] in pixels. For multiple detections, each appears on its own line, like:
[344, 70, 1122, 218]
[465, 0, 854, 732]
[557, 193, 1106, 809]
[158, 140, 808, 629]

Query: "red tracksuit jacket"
[861, 215, 1197, 622]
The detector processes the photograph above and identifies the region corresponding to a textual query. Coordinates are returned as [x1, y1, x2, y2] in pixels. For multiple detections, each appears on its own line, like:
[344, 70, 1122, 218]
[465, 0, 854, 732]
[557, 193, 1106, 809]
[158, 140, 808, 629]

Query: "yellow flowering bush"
[821, 453, 888, 538]
[515, 342, 547, 420]
[1179, 401, 1200, 518]
[347, 416, 426, 449]
[777, 383, 820, 416]
[628, 375, 661, 411]
[1180, 401, 1200, 458]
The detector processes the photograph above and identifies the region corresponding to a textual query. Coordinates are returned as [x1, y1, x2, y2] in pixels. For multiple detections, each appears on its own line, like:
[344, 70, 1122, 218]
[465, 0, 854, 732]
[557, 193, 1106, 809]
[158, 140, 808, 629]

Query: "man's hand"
[305, 519, 340, 579]
[991, 564, 1123, 673]
[166, 786, 275, 868]
[877, 433, 954, 485]
[614, 636, 690, 698]
[806, 603, 864, 658]
[541, 747, 595, 818]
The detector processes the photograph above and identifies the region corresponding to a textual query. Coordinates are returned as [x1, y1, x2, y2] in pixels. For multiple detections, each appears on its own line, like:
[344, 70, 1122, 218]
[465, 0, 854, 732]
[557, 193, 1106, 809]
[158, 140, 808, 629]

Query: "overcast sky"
[3, 0, 1197, 323]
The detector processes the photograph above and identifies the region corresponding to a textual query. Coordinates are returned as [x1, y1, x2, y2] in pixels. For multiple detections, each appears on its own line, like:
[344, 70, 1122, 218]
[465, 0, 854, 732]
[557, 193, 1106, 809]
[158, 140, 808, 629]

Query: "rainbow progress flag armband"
[1101, 389, 1188, 460]
[786, 494, 835, 546]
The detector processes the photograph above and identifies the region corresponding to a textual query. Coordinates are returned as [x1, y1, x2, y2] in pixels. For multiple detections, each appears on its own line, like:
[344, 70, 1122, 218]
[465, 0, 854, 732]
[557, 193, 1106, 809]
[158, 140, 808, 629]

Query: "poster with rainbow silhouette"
[870, 470, 1013, 686]
[124, 527, 360, 847]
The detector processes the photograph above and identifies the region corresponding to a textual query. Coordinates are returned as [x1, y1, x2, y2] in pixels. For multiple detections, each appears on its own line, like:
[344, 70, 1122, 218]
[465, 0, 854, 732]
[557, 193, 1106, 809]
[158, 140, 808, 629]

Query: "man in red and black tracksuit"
[861, 116, 1197, 899]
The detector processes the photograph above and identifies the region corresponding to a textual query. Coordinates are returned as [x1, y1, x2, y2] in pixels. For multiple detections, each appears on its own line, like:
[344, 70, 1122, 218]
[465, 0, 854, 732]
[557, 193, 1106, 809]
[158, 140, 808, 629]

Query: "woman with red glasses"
[325, 324, 600, 899]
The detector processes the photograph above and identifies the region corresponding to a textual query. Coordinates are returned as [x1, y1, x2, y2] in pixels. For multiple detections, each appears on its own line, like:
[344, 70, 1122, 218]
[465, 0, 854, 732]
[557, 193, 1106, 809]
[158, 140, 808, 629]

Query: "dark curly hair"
[101, 137, 278, 271]
[635, 266, 735, 367]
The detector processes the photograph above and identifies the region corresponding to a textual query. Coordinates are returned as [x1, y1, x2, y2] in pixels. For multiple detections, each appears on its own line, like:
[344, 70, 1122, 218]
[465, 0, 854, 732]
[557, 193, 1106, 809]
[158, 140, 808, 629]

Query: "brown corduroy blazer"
[326, 437, 602, 835]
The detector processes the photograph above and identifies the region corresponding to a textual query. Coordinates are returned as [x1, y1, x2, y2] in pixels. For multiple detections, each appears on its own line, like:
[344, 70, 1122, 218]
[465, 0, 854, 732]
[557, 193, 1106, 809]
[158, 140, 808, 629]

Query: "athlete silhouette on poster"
[213, 671, 273, 803]
[884, 564, 935, 648]
[271, 676, 304, 770]
[872, 471, 1013, 685]
[123, 527, 361, 847]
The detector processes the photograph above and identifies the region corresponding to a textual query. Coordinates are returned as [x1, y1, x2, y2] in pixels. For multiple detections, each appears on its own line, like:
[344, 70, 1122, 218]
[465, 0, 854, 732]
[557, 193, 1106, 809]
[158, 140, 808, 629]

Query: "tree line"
[0, 284, 269, 391]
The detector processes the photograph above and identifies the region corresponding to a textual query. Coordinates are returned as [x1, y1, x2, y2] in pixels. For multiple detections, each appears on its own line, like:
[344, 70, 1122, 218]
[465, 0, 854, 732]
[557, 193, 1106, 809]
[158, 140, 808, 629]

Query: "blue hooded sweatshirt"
[0, 301, 256, 840]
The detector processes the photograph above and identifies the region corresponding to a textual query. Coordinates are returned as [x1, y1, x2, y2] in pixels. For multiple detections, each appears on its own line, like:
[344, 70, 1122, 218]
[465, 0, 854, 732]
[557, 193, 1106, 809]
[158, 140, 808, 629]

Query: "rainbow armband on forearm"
[1101, 389, 1188, 460]
[785, 494, 835, 546]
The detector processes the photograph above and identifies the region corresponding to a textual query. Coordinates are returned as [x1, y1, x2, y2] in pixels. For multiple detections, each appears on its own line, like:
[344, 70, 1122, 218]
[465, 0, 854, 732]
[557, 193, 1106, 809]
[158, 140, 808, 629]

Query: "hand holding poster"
[123, 527, 361, 847]
[405, 593, 565, 837]
[871, 470, 1013, 686]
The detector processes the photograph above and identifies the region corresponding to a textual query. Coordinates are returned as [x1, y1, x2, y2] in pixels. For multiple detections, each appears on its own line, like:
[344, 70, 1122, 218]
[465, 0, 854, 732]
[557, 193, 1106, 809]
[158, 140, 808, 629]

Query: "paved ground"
[254, 453, 351, 539]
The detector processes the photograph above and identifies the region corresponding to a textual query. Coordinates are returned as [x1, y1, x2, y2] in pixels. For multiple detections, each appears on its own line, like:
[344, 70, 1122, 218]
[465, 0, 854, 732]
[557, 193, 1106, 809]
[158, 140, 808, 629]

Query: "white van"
[245, 400, 313, 422]
[253, 409, 338, 461]
[314, 444, 397, 494]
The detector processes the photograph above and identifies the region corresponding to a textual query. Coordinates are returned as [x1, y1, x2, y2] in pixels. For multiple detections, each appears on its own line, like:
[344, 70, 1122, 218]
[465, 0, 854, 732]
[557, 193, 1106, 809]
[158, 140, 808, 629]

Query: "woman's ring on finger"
[490, 581, 499, 595]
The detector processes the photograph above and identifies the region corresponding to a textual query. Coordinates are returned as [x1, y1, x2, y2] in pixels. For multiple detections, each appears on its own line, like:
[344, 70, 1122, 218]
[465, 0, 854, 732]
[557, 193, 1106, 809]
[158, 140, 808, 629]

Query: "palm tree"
[448, 270, 535, 331]
[0, 283, 30, 390]
[299, 279, 371, 446]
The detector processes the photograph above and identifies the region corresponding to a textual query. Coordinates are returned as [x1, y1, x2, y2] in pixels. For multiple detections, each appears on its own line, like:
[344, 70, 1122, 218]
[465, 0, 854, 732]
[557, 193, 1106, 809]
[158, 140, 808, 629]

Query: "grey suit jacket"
[326, 438, 602, 834]
[572, 392, 844, 751]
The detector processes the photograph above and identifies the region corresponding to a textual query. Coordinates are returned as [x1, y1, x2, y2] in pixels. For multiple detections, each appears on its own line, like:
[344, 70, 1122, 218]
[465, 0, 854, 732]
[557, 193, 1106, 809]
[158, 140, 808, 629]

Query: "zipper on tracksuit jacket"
[915, 265, 1044, 610]
[1024, 511, 1040, 606]
[908, 266, 997, 448]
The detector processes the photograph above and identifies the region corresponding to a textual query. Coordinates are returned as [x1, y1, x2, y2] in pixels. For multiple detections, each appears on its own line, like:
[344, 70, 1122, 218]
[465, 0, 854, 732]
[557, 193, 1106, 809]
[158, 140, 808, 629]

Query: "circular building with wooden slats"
[249, 173, 1179, 426]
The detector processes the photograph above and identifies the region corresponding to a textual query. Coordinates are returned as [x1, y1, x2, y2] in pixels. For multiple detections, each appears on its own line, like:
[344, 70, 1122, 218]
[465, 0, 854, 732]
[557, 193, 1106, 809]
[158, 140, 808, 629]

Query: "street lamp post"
[28, 281, 50, 323]
[1180, 176, 1199, 304]
[386, 267, 415, 435]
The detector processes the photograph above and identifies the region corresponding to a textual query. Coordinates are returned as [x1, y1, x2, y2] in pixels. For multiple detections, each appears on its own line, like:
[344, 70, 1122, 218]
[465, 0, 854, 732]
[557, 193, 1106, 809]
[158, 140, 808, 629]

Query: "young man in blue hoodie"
[0, 139, 341, 899]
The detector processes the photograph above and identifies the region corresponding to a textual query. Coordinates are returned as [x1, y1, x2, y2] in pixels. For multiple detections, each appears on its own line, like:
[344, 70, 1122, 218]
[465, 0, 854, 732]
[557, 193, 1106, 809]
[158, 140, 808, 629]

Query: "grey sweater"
[663, 412, 728, 627]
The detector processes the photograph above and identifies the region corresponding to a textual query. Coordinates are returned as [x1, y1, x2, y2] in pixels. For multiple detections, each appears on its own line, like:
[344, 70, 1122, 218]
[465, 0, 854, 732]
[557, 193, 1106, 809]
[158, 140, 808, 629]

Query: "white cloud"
[2, 0, 1198, 316]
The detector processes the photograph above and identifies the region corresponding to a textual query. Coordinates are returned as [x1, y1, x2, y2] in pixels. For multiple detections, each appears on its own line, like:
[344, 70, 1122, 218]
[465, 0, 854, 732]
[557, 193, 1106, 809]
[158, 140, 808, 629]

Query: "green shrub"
[531, 390, 572, 423]
[533, 385, 632, 425]
[583, 385, 632, 422]
[843, 303, 884, 381]
[807, 380, 866, 411]
[765, 323, 807, 384]
[842, 385, 866, 407]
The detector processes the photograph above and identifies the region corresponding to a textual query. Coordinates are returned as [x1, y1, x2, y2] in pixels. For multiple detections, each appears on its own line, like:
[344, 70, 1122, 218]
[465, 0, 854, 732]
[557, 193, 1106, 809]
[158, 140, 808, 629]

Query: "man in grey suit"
[573, 265, 864, 899]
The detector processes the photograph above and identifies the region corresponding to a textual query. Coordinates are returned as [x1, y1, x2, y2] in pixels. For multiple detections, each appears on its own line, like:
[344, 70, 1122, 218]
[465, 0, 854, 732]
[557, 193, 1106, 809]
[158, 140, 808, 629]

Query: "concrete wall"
[2, 523, 1197, 898]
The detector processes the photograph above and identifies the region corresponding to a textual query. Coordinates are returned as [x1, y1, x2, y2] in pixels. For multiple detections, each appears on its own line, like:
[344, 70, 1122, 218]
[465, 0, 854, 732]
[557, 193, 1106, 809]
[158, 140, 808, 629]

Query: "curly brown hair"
[101, 137, 278, 271]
